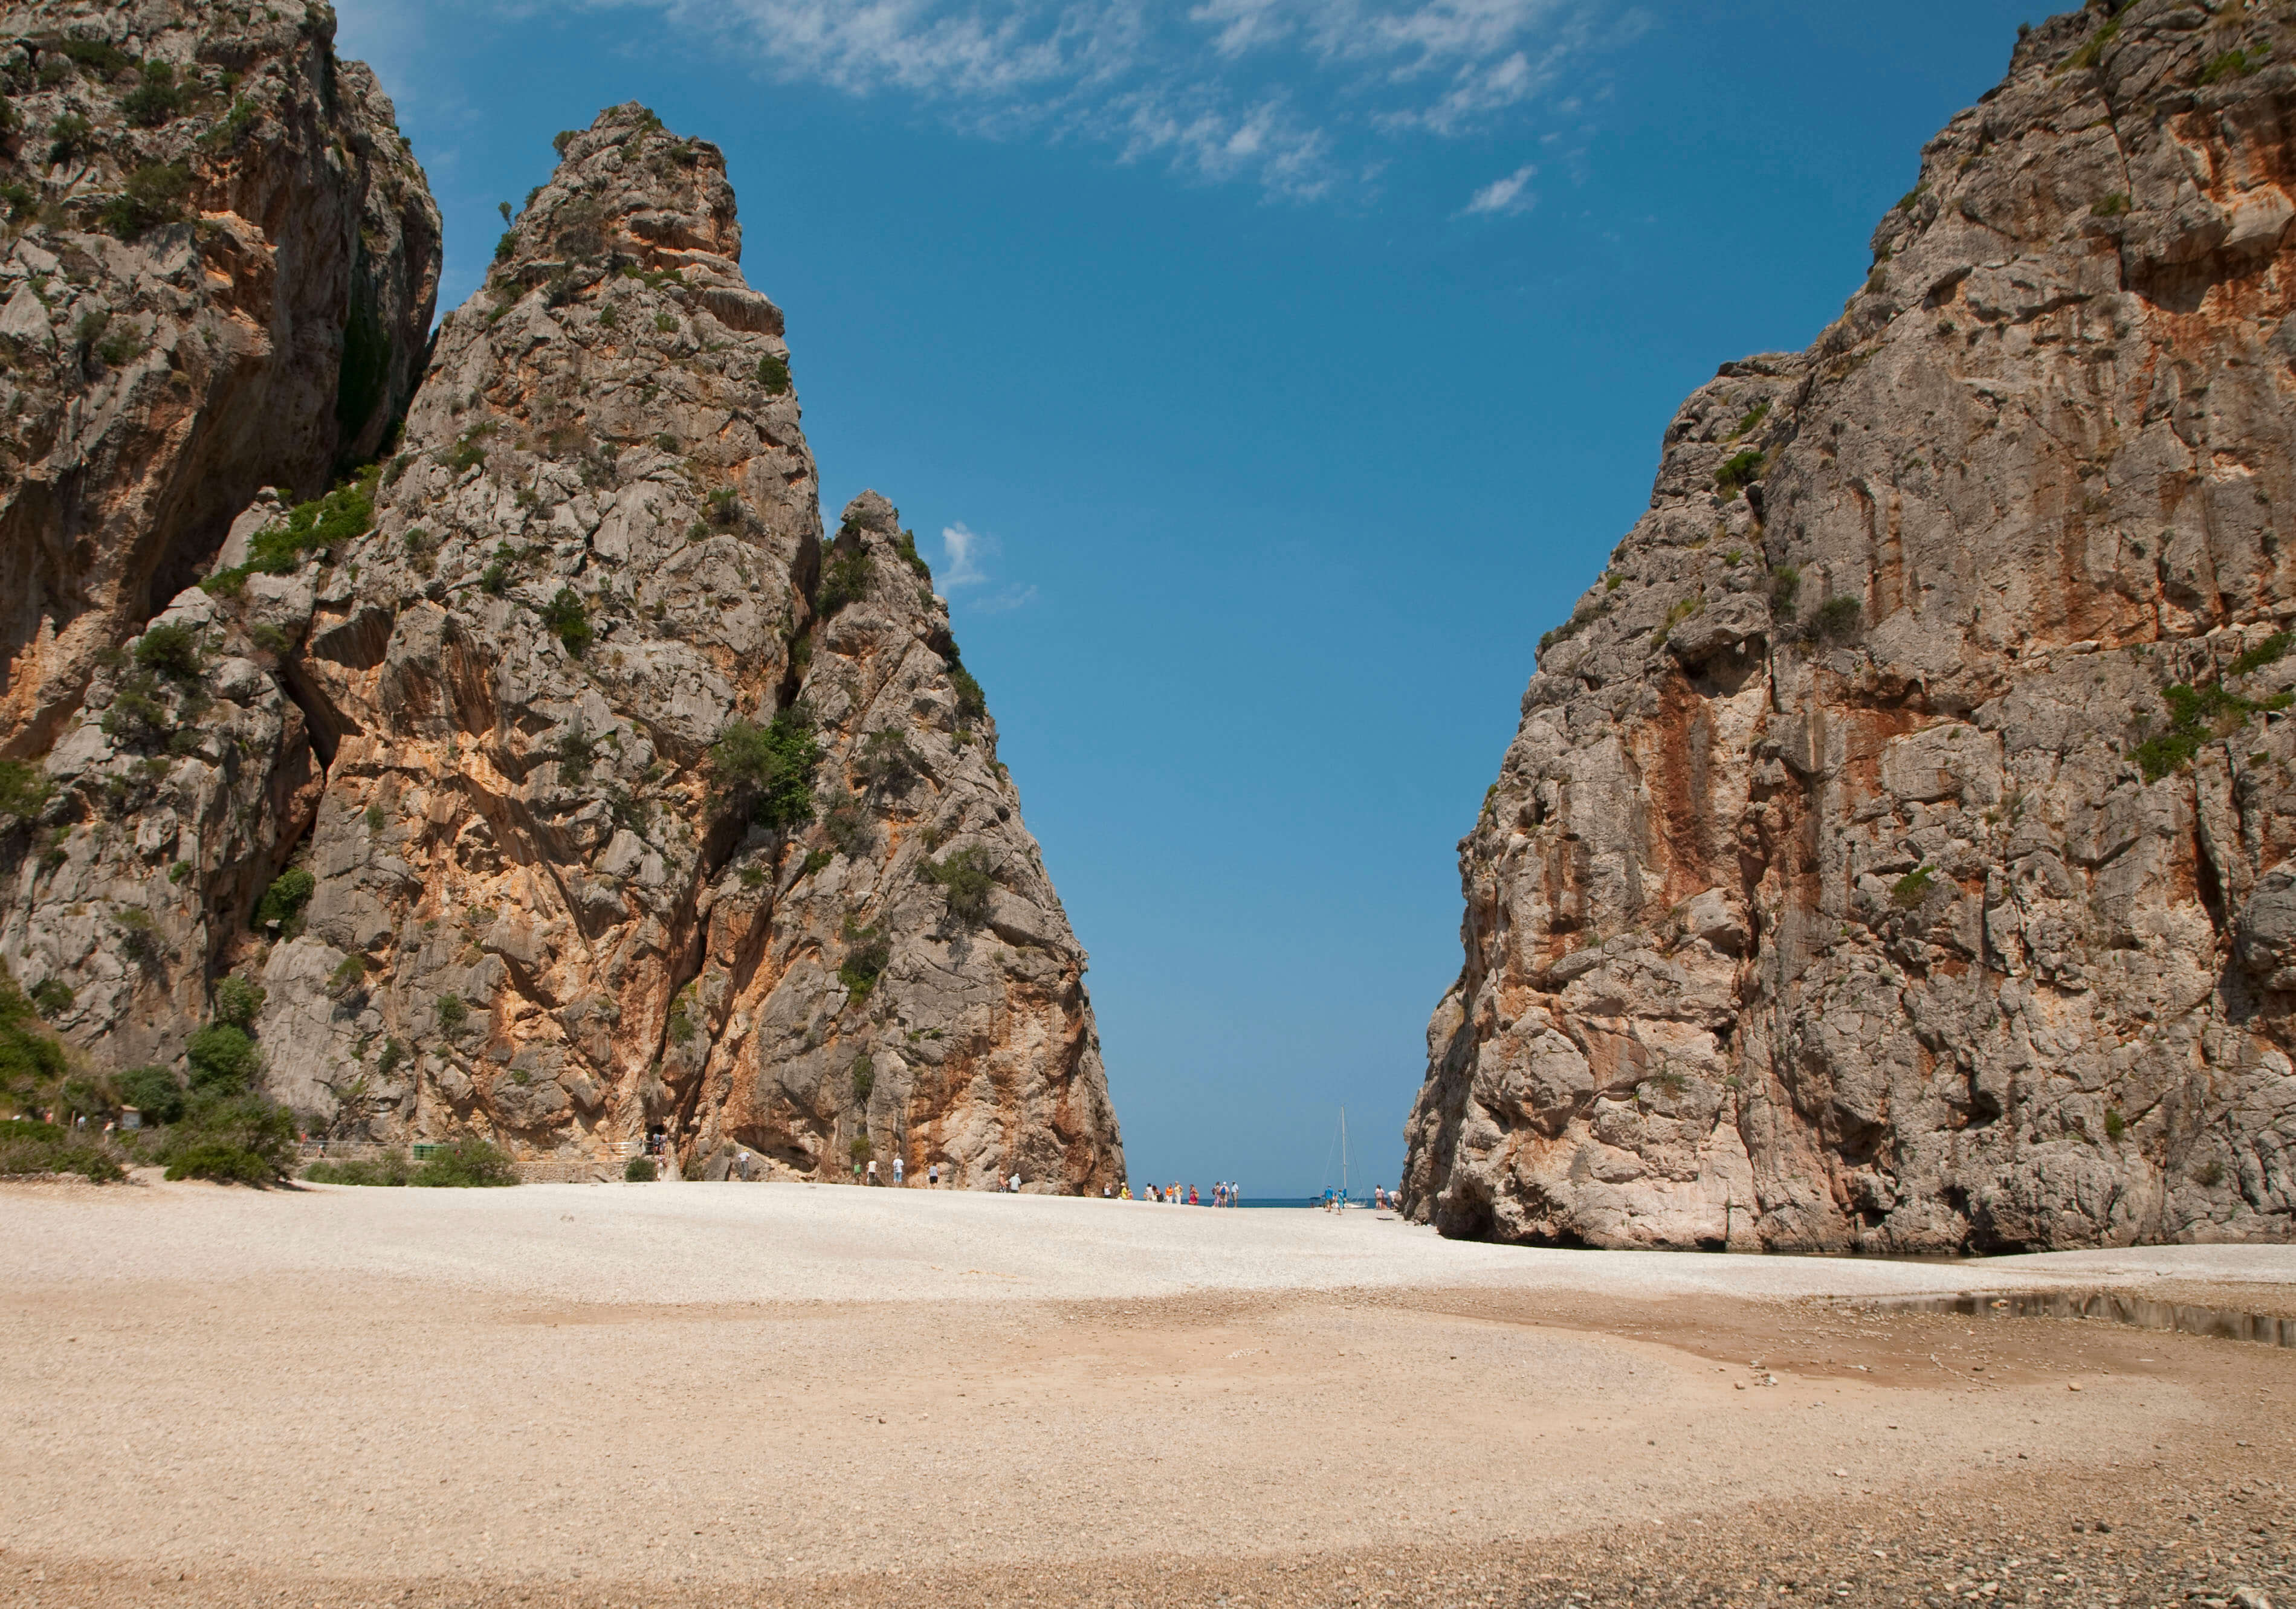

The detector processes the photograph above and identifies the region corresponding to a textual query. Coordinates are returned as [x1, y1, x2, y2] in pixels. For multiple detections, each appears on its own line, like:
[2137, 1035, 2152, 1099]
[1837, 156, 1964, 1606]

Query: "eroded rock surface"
[1405, 2, 2296, 1251]
[4, 99, 1122, 1190]
[0, 0, 438, 757]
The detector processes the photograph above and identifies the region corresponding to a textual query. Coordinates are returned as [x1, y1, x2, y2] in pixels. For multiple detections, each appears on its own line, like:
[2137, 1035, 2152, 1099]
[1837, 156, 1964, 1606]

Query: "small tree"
[922, 847, 995, 928]
[540, 587, 591, 656]
[711, 710, 821, 831]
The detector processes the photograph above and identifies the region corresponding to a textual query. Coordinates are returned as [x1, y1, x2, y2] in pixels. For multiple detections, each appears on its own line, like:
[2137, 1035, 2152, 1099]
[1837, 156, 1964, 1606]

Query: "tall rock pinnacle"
[1406, 2, 2296, 1251]
[4, 88, 1123, 1190]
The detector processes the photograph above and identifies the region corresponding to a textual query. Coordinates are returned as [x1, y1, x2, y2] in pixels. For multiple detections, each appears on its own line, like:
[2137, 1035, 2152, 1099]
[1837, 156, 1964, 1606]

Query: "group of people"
[1114, 1181, 1241, 1205]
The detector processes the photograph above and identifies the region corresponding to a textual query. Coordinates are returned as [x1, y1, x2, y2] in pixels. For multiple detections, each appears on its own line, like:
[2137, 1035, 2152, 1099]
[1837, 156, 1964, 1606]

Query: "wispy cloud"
[544, 0, 1643, 200]
[939, 523, 1036, 613]
[1460, 160, 1534, 215]
[941, 521, 994, 588]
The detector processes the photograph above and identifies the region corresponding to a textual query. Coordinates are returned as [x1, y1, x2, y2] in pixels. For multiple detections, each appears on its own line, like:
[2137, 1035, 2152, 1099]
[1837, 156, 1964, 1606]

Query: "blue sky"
[335, 0, 2040, 1198]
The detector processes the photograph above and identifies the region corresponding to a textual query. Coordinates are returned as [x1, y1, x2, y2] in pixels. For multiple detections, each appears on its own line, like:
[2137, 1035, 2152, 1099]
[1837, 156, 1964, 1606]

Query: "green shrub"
[1715, 448, 1765, 497]
[2103, 1106, 2127, 1143]
[667, 988, 696, 1045]
[412, 1137, 519, 1187]
[921, 846, 995, 927]
[823, 793, 870, 858]
[121, 59, 184, 126]
[375, 1037, 406, 1077]
[201, 96, 259, 148]
[655, 312, 679, 334]
[113, 907, 163, 964]
[949, 663, 988, 723]
[2066, 15, 2120, 71]
[160, 1092, 296, 1183]
[540, 587, 591, 656]
[135, 621, 204, 682]
[48, 37, 135, 75]
[555, 722, 595, 784]
[447, 428, 491, 473]
[28, 978, 72, 1018]
[711, 709, 821, 831]
[1729, 399, 1771, 440]
[707, 486, 741, 526]
[213, 974, 265, 1029]
[800, 848, 832, 878]
[305, 1149, 414, 1186]
[0, 1117, 126, 1182]
[48, 112, 91, 161]
[838, 923, 890, 1003]
[1812, 595, 1863, 645]
[435, 992, 468, 1031]
[2091, 192, 2130, 218]
[117, 1063, 185, 1125]
[99, 163, 192, 239]
[859, 727, 920, 792]
[2133, 680, 2292, 781]
[0, 760, 49, 822]
[1890, 866, 1935, 909]
[756, 354, 791, 395]
[2199, 47, 2263, 85]
[624, 1155, 657, 1182]
[2228, 631, 2292, 678]
[207, 470, 378, 592]
[253, 867, 315, 935]
[185, 1022, 258, 1094]
[97, 326, 144, 367]
[893, 528, 931, 579]
[850, 1053, 875, 1104]
[248, 622, 292, 656]
[817, 542, 872, 616]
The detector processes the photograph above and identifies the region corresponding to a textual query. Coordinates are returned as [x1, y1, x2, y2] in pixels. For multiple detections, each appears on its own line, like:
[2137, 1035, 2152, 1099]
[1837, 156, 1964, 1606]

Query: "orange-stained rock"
[1405, 5, 2296, 1251]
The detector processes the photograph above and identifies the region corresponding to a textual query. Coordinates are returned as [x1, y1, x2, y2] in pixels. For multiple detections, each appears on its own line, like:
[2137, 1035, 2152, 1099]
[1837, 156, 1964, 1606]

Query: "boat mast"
[1340, 1106, 1348, 1205]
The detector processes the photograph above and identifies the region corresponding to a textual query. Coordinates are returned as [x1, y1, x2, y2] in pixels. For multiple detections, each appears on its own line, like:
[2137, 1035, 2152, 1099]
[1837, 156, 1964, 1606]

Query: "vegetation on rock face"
[817, 540, 873, 617]
[1890, 866, 1935, 910]
[850, 1053, 875, 1104]
[712, 710, 822, 831]
[98, 162, 191, 239]
[624, 1155, 657, 1182]
[1810, 595, 1863, 645]
[922, 847, 996, 928]
[2133, 681, 2292, 781]
[1715, 449, 1765, 497]
[838, 922, 890, 1003]
[540, 587, 592, 656]
[755, 354, 791, 396]
[253, 868, 315, 936]
[205, 469, 380, 593]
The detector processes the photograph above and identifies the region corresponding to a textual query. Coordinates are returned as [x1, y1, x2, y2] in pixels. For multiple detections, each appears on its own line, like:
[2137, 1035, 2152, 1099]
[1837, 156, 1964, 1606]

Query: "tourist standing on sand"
[1009, 1170, 1021, 1193]
[893, 1155, 904, 1186]
[867, 1158, 878, 1185]
[928, 1161, 939, 1187]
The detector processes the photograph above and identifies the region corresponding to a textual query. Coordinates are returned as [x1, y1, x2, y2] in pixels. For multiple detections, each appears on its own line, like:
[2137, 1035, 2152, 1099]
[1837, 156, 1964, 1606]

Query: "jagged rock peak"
[1404, 0, 2296, 1254]
[0, 0, 439, 757]
[3, 97, 1124, 1193]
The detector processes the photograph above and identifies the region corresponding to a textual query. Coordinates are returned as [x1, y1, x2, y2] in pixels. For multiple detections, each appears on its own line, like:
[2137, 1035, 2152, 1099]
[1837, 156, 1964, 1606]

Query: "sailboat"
[1321, 1105, 1354, 1211]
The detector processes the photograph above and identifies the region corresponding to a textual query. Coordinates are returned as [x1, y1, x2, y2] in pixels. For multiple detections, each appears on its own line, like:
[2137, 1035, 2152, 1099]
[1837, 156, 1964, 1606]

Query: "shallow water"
[1838, 1288, 2296, 1347]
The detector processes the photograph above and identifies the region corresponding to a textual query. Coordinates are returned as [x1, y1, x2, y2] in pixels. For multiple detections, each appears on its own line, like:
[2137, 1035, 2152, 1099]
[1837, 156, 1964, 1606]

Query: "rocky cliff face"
[1406, 0, 2296, 1251]
[0, 0, 438, 759]
[3, 90, 1123, 1190]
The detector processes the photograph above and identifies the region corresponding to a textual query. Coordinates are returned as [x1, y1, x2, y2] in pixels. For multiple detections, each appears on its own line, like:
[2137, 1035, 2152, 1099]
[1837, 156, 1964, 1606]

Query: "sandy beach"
[4, 1178, 2292, 1607]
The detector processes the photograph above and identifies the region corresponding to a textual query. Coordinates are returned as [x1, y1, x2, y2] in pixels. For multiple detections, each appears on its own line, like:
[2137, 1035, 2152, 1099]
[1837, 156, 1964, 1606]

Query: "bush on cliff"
[921, 847, 995, 928]
[711, 710, 821, 831]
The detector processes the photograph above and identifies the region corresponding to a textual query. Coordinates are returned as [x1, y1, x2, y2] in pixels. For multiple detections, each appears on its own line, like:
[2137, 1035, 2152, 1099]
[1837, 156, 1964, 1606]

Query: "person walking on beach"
[893, 1155, 905, 1187]
[928, 1161, 939, 1187]
[1009, 1170, 1021, 1193]
[867, 1158, 878, 1185]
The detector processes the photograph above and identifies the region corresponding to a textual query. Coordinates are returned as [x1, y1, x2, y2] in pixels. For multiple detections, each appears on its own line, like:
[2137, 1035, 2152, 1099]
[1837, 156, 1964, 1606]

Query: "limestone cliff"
[1406, 0, 2296, 1251]
[0, 0, 438, 759]
[4, 94, 1123, 1190]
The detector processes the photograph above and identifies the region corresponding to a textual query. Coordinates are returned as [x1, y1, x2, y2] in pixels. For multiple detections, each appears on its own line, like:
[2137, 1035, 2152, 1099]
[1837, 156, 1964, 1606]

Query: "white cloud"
[1460, 160, 1535, 216]
[540, 0, 1639, 199]
[940, 521, 995, 587]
